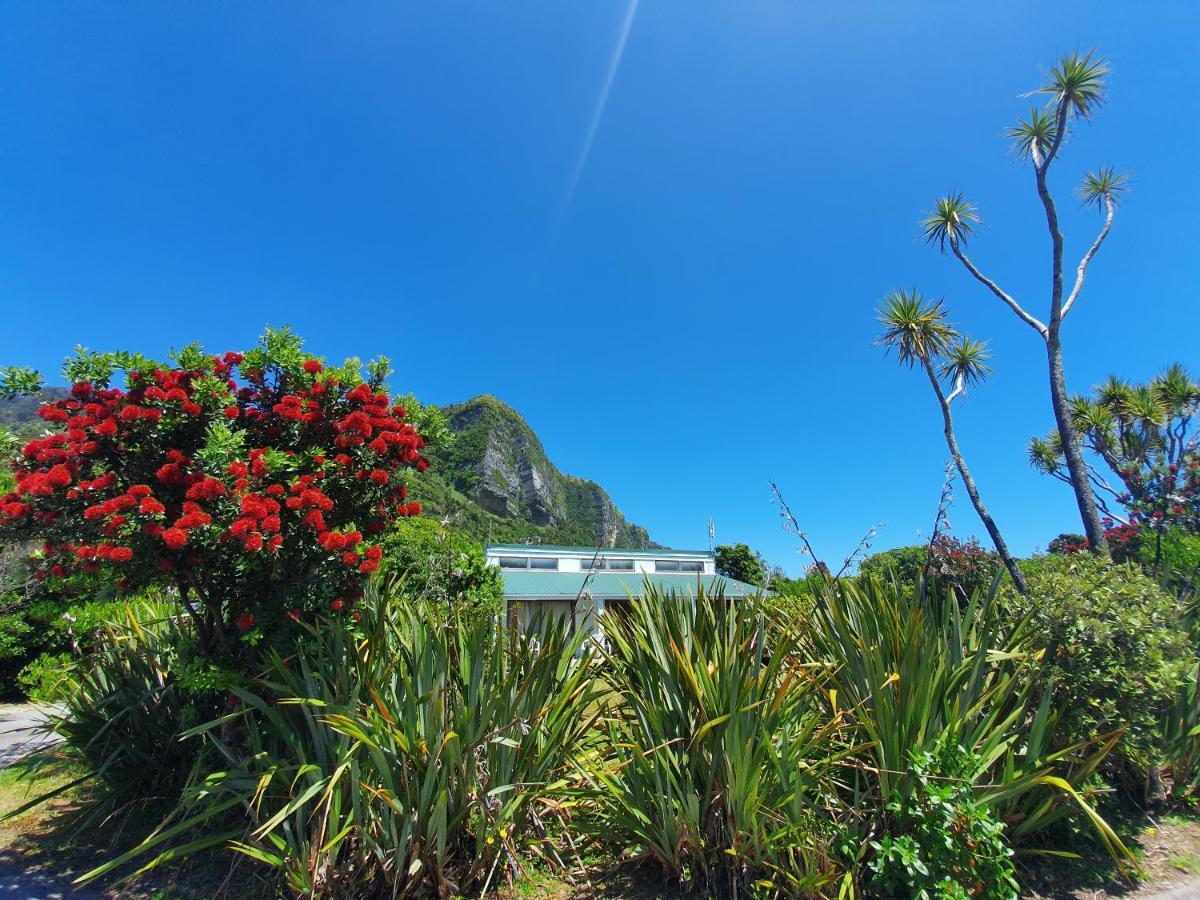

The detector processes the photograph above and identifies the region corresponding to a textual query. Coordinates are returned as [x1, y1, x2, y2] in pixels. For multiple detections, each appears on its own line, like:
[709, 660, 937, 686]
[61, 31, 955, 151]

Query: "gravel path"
[1142, 879, 1200, 899]
[0, 866, 100, 898]
[0, 706, 61, 769]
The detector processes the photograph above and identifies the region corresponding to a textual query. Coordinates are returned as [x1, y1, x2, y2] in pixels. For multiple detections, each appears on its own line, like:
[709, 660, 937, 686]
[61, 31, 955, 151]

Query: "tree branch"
[1037, 101, 1070, 327]
[950, 238, 1048, 337]
[945, 371, 965, 406]
[1040, 99, 1070, 174]
[1062, 193, 1115, 319]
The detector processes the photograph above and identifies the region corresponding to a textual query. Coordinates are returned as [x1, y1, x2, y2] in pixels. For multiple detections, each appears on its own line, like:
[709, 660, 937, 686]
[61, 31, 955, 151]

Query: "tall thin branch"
[945, 371, 966, 406]
[1039, 100, 1070, 173]
[950, 238, 1048, 337]
[1037, 100, 1070, 326]
[1062, 193, 1116, 319]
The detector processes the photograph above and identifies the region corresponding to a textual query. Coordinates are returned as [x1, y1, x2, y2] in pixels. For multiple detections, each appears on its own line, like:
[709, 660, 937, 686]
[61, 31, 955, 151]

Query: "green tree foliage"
[1031, 364, 1200, 534]
[713, 541, 766, 585]
[1006, 554, 1192, 783]
[856, 537, 1000, 602]
[1048, 532, 1088, 555]
[377, 516, 503, 617]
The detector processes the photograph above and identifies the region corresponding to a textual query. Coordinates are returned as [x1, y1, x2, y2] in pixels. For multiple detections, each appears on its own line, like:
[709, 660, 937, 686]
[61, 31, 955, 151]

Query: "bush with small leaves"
[869, 740, 1019, 900]
[1007, 554, 1192, 785]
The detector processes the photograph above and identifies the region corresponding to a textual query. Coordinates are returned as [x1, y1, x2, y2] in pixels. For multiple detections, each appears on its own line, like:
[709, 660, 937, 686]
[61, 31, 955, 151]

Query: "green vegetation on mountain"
[419, 395, 655, 548]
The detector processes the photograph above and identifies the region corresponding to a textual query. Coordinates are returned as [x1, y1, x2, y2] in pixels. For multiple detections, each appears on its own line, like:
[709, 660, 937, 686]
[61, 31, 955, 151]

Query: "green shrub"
[806, 575, 1131, 866]
[17, 651, 74, 702]
[857, 536, 1000, 603]
[869, 740, 1019, 900]
[1160, 664, 1200, 803]
[857, 543, 929, 585]
[587, 586, 843, 896]
[82, 585, 603, 895]
[1147, 528, 1200, 593]
[1049, 533, 1088, 555]
[377, 516, 503, 616]
[45, 602, 221, 821]
[1007, 554, 1192, 777]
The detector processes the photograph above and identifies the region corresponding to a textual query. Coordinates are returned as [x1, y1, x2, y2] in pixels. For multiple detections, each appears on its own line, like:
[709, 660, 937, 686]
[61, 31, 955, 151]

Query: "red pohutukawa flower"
[0, 331, 427, 659]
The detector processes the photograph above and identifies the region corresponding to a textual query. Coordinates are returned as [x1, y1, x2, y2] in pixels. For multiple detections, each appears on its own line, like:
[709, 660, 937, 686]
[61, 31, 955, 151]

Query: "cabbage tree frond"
[921, 193, 979, 251]
[876, 288, 956, 368]
[1078, 167, 1129, 210]
[939, 336, 992, 389]
[1031, 49, 1109, 120]
[1029, 436, 1064, 474]
[1006, 107, 1058, 161]
[1153, 363, 1200, 412]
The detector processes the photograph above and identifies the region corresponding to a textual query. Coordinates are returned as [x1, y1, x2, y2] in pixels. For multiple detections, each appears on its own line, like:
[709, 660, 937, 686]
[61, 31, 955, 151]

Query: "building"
[484, 544, 760, 638]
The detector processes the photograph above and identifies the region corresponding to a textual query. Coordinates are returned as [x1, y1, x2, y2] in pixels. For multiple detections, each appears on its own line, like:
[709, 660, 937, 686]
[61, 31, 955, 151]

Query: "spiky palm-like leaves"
[921, 193, 979, 251]
[940, 336, 993, 391]
[1007, 106, 1058, 161]
[876, 288, 955, 365]
[1079, 167, 1129, 210]
[1033, 49, 1109, 121]
[1030, 364, 1200, 527]
[1029, 434, 1064, 476]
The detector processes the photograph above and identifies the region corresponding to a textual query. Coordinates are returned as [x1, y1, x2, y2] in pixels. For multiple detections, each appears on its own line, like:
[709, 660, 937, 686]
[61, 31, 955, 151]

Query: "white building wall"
[484, 547, 715, 575]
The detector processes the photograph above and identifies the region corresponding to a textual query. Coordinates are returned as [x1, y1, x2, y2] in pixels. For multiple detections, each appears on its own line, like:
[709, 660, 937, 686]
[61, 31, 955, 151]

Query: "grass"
[0, 750, 92, 849]
[1169, 851, 1200, 874]
[0, 749, 269, 899]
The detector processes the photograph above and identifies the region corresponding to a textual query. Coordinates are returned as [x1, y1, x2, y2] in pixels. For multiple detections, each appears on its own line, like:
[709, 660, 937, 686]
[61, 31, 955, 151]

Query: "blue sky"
[1, 3, 1197, 573]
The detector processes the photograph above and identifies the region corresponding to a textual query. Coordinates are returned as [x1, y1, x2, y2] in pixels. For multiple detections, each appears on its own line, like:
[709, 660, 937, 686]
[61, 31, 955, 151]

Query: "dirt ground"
[1022, 815, 1200, 899]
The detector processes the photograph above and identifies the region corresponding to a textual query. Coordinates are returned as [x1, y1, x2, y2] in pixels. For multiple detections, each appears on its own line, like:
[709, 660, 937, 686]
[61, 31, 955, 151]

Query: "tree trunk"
[1045, 332, 1110, 553]
[923, 360, 1030, 595]
[1034, 116, 1110, 557]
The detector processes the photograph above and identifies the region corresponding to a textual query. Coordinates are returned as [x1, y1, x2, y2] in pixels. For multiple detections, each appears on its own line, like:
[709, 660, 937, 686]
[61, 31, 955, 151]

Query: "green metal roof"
[498, 570, 759, 599]
[486, 544, 712, 558]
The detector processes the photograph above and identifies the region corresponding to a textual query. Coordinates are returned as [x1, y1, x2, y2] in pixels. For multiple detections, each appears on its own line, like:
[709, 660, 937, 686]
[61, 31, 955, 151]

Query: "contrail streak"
[550, 0, 640, 242]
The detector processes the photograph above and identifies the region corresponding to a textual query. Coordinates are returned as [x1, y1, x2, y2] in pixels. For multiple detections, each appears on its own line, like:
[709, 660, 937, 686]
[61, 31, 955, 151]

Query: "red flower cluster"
[0, 341, 427, 656]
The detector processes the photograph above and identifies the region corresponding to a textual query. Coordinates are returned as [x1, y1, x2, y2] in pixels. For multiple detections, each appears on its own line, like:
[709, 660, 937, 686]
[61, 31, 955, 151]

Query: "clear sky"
[0, 3, 1197, 573]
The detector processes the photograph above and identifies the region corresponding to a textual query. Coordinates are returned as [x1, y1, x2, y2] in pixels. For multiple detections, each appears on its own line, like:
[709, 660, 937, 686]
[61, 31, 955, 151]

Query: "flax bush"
[81, 582, 604, 896]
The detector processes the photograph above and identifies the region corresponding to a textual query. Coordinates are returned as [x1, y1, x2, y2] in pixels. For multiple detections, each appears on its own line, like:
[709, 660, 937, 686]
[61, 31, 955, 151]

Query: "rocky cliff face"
[428, 396, 654, 549]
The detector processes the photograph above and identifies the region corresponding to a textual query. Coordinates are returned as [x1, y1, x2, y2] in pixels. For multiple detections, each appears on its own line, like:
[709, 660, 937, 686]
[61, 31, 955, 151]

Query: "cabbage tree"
[877, 289, 1029, 594]
[922, 51, 1127, 554]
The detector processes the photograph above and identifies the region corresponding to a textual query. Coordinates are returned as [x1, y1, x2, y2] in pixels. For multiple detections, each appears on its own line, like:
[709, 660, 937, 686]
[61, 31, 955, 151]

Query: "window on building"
[655, 560, 680, 572]
[679, 561, 704, 573]
[580, 557, 635, 571]
[498, 556, 559, 570]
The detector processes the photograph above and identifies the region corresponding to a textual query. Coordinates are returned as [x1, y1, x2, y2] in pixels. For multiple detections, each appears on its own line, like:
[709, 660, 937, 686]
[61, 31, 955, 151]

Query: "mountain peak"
[424, 395, 655, 548]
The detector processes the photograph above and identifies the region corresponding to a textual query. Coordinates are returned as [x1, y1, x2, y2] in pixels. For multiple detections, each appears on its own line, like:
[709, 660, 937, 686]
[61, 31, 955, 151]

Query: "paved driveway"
[0, 705, 61, 769]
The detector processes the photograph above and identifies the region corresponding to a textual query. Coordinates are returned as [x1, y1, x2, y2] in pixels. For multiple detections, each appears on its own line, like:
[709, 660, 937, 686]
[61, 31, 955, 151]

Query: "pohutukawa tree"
[921, 50, 1127, 554]
[0, 328, 427, 658]
[877, 289, 1029, 594]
